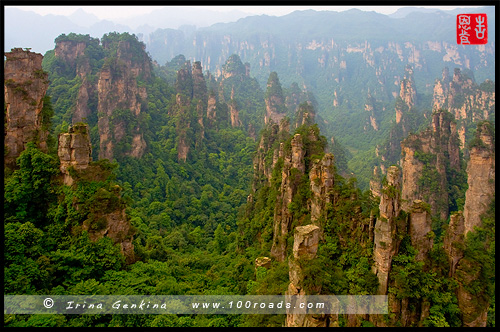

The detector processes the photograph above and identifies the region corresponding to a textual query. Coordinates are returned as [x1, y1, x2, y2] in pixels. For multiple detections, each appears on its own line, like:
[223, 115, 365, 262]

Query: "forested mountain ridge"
[4, 24, 495, 328]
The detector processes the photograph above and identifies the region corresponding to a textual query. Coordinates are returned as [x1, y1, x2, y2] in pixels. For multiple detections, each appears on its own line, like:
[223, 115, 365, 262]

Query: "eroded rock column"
[286, 225, 325, 327]
[372, 166, 402, 295]
[4, 48, 49, 169]
[58, 123, 92, 186]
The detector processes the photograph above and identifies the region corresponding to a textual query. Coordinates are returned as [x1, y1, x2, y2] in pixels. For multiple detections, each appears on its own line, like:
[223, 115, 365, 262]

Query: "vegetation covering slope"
[4, 29, 495, 328]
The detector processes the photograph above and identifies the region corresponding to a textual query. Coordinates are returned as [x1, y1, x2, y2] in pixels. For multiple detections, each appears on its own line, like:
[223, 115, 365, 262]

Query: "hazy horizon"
[4, 4, 493, 56]
[7, 5, 485, 21]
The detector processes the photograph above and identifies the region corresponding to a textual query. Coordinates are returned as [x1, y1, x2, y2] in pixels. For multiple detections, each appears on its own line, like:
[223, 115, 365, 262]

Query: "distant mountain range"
[4, 6, 251, 54]
[388, 6, 491, 18]
[4, 6, 494, 55]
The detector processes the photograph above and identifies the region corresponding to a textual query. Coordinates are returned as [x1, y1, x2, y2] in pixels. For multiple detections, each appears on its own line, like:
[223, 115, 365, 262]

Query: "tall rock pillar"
[463, 122, 495, 235]
[372, 166, 402, 295]
[4, 48, 49, 169]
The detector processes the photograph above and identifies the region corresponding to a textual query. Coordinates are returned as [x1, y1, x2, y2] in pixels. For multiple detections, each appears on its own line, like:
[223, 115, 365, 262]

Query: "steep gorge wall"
[442, 122, 495, 327]
[462, 122, 495, 234]
[400, 110, 462, 221]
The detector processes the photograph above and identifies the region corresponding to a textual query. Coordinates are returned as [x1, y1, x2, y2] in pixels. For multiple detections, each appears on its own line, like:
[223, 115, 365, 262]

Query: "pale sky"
[9, 5, 483, 20]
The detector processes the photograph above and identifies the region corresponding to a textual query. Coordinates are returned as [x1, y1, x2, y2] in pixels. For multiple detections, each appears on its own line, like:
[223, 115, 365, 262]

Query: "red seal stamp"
[457, 14, 488, 45]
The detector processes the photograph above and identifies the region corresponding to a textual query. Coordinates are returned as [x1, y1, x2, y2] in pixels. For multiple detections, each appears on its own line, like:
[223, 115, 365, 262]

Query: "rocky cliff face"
[212, 53, 266, 136]
[369, 165, 382, 198]
[396, 65, 417, 124]
[455, 258, 490, 327]
[363, 93, 379, 131]
[5, 46, 137, 267]
[97, 39, 150, 160]
[372, 166, 402, 295]
[264, 72, 287, 126]
[286, 224, 325, 327]
[375, 66, 425, 170]
[432, 68, 495, 148]
[431, 67, 451, 112]
[192, 61, 208, 103]
[400, 110, 462, 221]
[370, 176, 443, 328]
[173, 93, 192, 162]
[462, 122, 495, 235]
[408, 200, 433, 262]
[206, 92, 217, 124]
[81, 183, 136, 264]
[48, 34, 151, 161]
[285, 82, 306, 115]
[170, 58, 215, 161]
[444, 211, 491, 328]
[247, 88, 334, 325]
[247, 92, 493, 327]
[309, 154, 335, 224]
[221, 53, 248, 80]
[263, 122, 328, 255]
[270, 133, 306, 261]
[58, 123, 92, 186]
[252, 122, 284, 187]
[4, 48, 49, 169]
[294, 101, 316, 129]
[432, 121, 494, 327]
[51, 37, 99, 125]
[169, 55, 259, 154]
[73, 75, 95, 124]
[228, 88, 242, 128]
[443, 211, 465, 277]
[175, 60, 194, 97]
[54, 40, 87, 69]
[371, 119, 494, 327]
[447, 121, 494, 327]
[253, 128, 342, 327]
[252, 72, 293, 187]
[56, 123, 136, 263]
